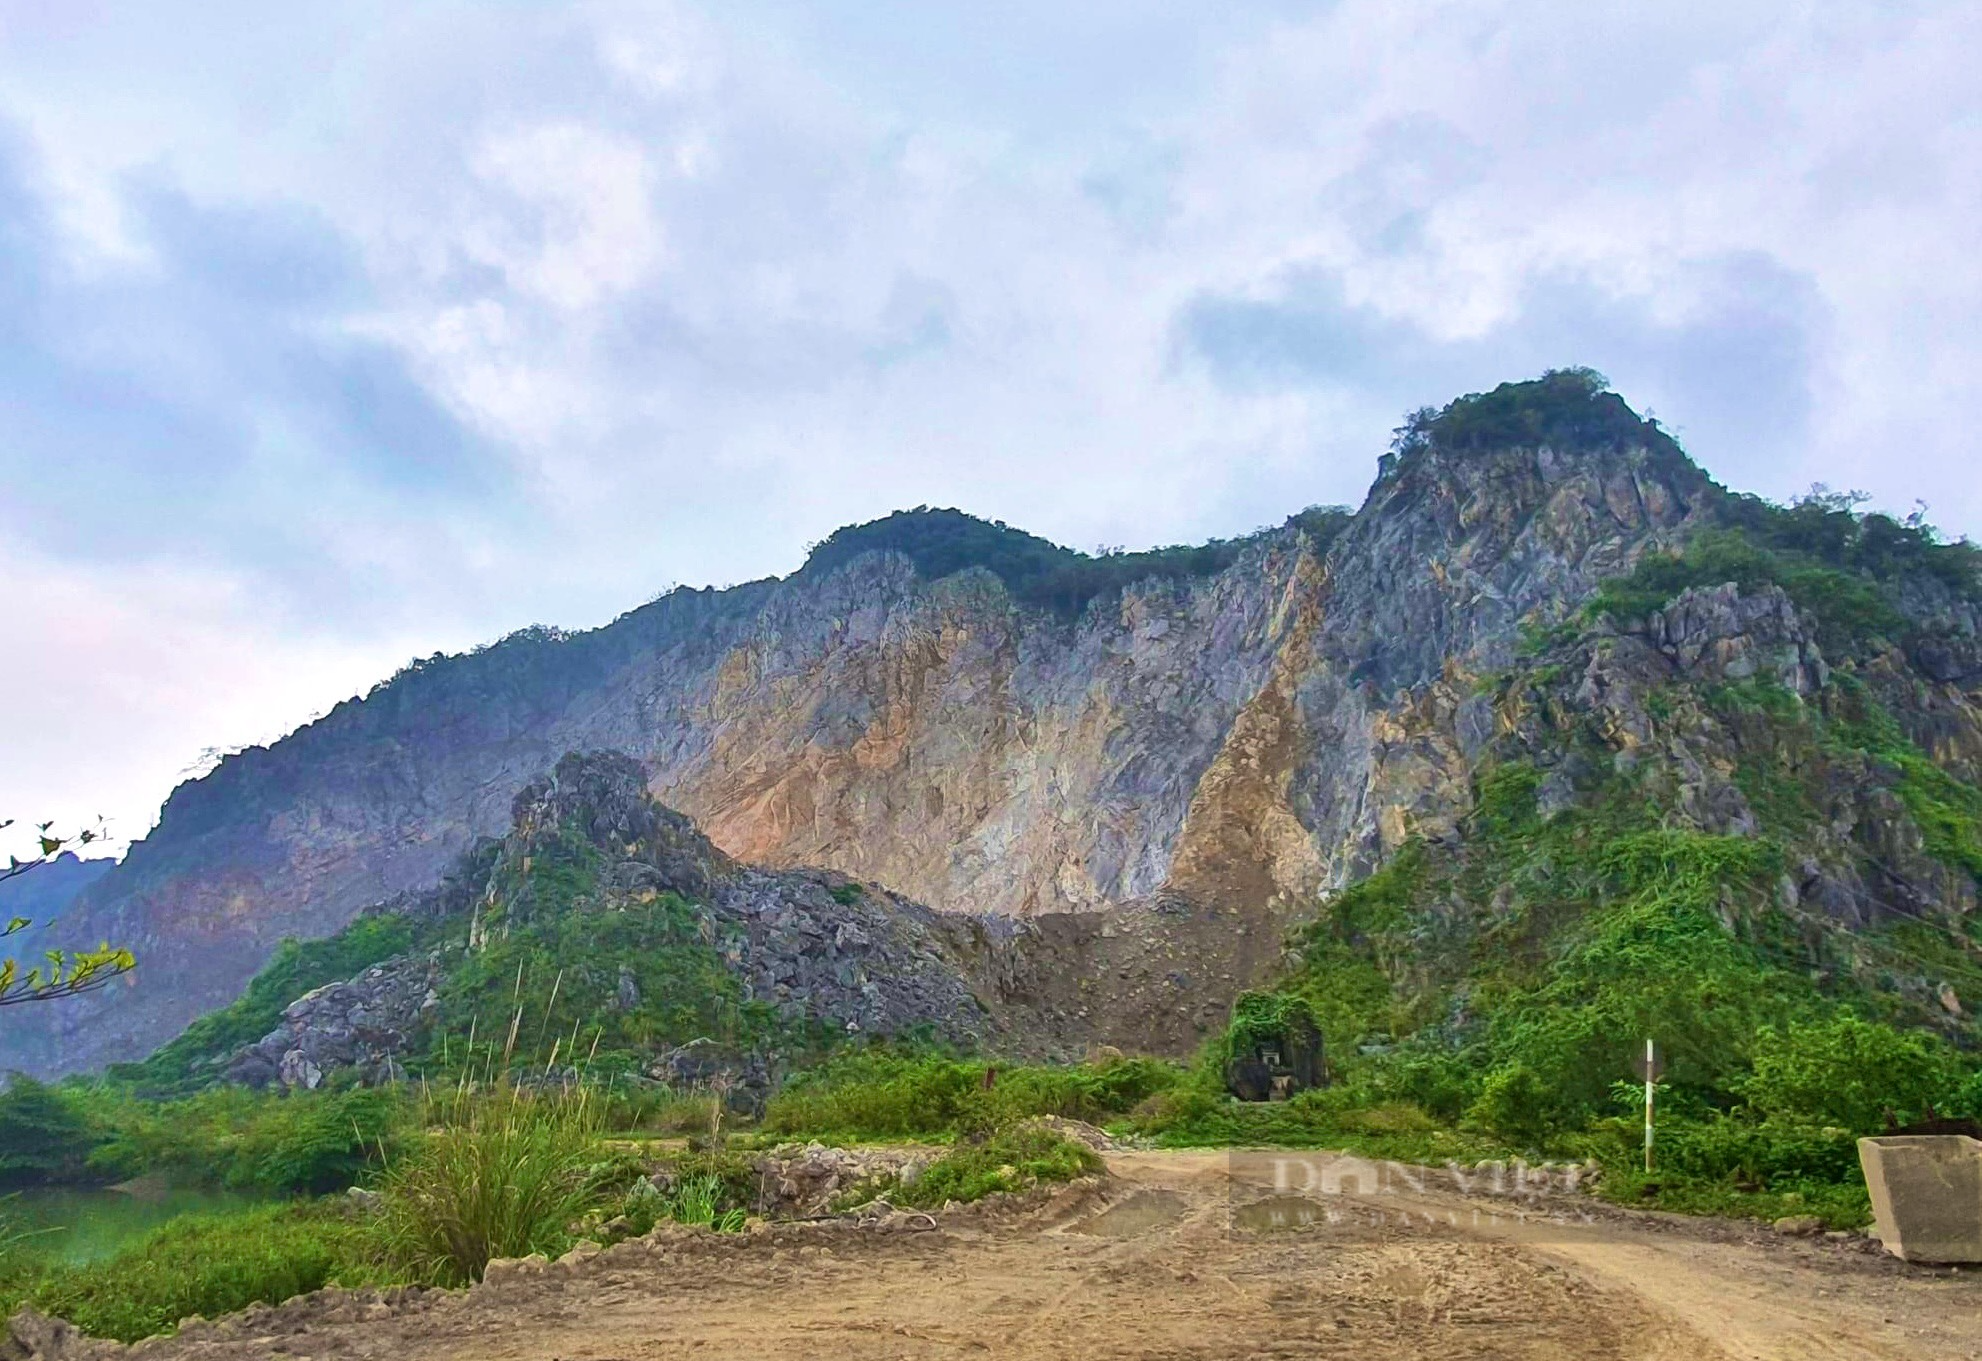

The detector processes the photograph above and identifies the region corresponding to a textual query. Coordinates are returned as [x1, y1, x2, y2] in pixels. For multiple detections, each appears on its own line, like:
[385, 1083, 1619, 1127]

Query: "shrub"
[0, 1079, 102, 1186]
[86, 1086, 407, 1195]
[892, 1124, 1101, 1210]
[761, 1051, 1183, 1141]
[369, 1083, 605, 1285]
[1468, 1065, 1553, 1149]
[801, 508, 1254, 618]
[658, 1174, 745, 1233]
[242, 1087, 406, 1193]
[1739, 1015, 1961, 1134]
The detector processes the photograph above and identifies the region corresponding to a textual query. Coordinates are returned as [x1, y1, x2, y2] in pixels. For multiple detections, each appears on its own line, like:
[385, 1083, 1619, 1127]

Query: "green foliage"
[0, 826, 132, 1010]
[0, 1079, 101, 1187]
[761, 1049, 1180, 1141]
[890, 1123, 1101, 1210]
[1945, 1067, 1982, 1120]
[1588, 485, 1979, 657]
[85, 1085, 406, 1195]
[1467, 1065, 1552, 1149]
[1827, 692, 1982, 884]
[432, 888, 765, 1077]
[1719, 486, 1980, 600]
[115, 913, 419, 1096]
[368, 1082, 606, 1286]
[1317, 840, 1430, 943]
[655, 1174, 746, 1233]
[1739, 1015, 1961, 1133]
[1589, 529, 1903, 653]
[1128, 1065, 1503, 1165]
[0, 1203, 369, 1344]
[1281, 945, 1395, 1064]
[1223, 992, 1319, 1061]
[801, 507, 1261, 617]
[1201, 734, 1982, 1205]
[1396, 369, 1679, 462]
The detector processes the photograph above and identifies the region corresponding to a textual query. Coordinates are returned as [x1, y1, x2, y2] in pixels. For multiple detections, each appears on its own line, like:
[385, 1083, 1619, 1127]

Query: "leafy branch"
[0, 918, 135, 1006]
[0, 817, 135, 1005]
[1, 817, 103, 884]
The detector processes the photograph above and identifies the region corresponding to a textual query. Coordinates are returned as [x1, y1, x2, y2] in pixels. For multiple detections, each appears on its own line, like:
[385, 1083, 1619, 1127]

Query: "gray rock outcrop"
[225, 953, 440, 1089]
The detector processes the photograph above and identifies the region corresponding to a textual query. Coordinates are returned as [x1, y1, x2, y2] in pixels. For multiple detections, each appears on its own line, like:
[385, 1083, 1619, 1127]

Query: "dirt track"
[97, 1150, 1981, 1360]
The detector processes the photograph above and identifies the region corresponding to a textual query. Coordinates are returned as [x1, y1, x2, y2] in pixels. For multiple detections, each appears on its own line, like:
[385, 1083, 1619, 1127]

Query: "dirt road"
[74, 1150, 1981, 1360]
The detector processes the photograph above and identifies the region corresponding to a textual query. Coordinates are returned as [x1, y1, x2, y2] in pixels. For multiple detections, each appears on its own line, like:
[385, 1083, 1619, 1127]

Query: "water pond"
[4, 1183, 267, 1264]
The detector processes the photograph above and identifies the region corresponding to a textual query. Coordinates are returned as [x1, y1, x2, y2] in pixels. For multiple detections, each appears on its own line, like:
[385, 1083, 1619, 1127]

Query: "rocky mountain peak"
[16, 372, 1979, 1081]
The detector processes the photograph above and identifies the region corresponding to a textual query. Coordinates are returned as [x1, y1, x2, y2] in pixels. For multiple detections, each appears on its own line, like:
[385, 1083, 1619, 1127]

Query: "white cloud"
[0, 538, 446, 859]
[1, 0, 1979, 849]
[466, 122, 664, 312]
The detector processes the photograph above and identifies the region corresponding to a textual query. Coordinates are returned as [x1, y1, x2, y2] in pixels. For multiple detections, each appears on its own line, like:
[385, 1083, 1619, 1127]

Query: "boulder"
[0, 1308, 89, 1361]
[1857, 1135, 1982, 1263]
[224, 951, 441, 1089]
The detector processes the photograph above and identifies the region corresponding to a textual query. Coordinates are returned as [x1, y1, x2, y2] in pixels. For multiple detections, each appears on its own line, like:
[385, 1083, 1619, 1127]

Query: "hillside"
[112, 750, 1011, 1100]
[12, 369, 1981, 1079]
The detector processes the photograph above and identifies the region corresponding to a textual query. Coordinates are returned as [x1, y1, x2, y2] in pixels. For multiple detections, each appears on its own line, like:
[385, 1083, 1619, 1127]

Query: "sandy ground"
[60, 1150, 1982, 1361]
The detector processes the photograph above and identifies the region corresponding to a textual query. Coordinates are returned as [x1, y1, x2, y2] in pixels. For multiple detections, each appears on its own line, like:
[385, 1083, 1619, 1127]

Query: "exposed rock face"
[712, 865, 1001, 1043]
[1509, 579, 1981, 949]
[224, 953, 440, 1089]
[14, 381, 1978, 1076]
[1640, 583, 1830, 695]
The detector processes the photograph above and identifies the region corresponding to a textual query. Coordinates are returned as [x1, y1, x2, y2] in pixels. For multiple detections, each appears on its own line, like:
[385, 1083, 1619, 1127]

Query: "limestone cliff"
[16, 372, 1977, 1076]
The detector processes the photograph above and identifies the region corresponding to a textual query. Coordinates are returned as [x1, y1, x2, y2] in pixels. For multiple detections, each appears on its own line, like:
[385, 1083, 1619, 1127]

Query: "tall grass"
[370, 1081, 607, 1286]
[0, 1204, 369, 1344]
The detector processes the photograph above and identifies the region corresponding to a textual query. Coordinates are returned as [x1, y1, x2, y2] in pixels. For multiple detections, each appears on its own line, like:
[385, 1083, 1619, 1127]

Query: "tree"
[0, 818, 134, 1007]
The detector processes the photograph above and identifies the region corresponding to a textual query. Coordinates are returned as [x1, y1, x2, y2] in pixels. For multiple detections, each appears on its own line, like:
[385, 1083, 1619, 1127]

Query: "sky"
[3, 1, 1979, 860]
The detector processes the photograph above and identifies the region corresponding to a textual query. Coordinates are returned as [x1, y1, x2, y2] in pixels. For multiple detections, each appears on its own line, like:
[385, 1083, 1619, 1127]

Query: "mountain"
[12, 369, 1981, 1078]
[116, 750, 1016, 1101]
[0, 852, 115, 921]
[0, 852, 117, 965]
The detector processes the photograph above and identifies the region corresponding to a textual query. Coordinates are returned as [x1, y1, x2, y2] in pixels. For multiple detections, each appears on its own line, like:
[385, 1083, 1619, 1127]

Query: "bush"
[656, 1174, 745, 1233]
[892, 1124, 1101, 1210]
[761, 1051, 1182, 1141]
[0, 1079, 102, 1186]
[369, 1083, 606, 1285]
[801, 508, 1254, 618]
[1740, 1015, 1961, 1134]
[86, 1086, 406, 1195]
[1468, 1065, 1553, 1149]
[244, 1087, 406, 1193]
[762, 1053, 985, 1139]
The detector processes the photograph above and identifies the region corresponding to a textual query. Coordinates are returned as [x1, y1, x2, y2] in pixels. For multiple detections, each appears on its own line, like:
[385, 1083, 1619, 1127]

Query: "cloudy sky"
[3, 1, 1978, 858]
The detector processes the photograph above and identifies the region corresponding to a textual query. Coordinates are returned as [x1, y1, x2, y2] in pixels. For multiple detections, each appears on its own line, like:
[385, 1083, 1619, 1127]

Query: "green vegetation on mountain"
[802, 504, 1350, 617]
[1143, 464, 1982, 1223]
[1395, 367, 1682, 462]
[115, 914, 420, 1097]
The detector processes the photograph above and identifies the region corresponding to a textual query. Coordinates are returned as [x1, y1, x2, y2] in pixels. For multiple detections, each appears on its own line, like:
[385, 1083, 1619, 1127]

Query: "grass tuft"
[369, 1081, 607, 1285]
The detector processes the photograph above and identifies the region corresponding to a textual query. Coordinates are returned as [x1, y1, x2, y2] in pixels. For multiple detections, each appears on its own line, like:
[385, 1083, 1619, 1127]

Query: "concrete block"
[1857, 1135, 1982, 1264]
